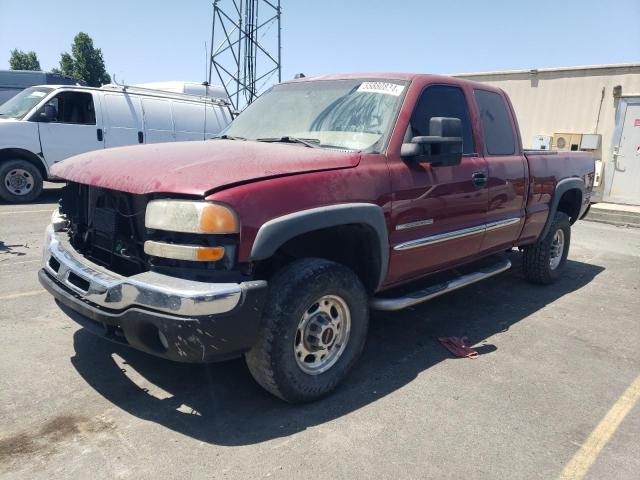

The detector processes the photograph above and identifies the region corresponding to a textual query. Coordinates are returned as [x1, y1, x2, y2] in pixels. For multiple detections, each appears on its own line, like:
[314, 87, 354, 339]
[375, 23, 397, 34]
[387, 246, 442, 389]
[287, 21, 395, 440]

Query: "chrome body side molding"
[484, 217, 521, 232]
[395, 218, 434, 230]
[394, 217, 520, 251]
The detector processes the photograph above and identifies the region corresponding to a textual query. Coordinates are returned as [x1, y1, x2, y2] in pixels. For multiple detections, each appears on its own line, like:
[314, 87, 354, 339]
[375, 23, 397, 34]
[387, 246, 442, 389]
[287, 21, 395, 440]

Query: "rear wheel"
[246, 258, 369, 403]
[523, 212, 571, 285]
[0, 159, 43, 203]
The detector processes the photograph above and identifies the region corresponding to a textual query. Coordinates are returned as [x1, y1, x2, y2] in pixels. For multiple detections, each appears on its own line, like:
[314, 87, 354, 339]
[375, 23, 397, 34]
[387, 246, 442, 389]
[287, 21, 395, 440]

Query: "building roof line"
[450, 63, 640, 77]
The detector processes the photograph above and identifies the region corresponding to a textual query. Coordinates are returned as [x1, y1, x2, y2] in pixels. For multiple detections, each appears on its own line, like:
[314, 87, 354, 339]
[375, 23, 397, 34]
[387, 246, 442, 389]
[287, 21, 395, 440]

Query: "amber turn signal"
[199, 203, 238, 234]
[144, 241, 225, 262]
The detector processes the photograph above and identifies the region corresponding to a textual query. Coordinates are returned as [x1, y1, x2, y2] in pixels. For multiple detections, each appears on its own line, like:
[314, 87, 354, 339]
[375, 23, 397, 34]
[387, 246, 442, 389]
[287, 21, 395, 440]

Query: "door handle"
[138, 131, 144, 144]
[472, 172, 487, 188]
[96, 128, 103, 141]
[613, 146, 625, 171]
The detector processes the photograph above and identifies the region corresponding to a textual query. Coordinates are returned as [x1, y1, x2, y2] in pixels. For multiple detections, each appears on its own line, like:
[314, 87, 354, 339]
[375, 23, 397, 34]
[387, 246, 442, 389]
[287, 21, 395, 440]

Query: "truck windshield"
[222, 79, 408, 152]
[0, 86, 53, 120]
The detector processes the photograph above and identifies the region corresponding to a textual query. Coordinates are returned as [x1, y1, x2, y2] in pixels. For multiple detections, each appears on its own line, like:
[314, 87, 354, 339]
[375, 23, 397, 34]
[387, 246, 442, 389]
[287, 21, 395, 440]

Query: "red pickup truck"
[39, 73, 594, 402]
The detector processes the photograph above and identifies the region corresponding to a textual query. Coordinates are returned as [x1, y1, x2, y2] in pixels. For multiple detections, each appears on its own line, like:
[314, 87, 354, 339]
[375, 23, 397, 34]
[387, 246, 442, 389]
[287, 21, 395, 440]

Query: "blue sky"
[1, 0, 638, 87]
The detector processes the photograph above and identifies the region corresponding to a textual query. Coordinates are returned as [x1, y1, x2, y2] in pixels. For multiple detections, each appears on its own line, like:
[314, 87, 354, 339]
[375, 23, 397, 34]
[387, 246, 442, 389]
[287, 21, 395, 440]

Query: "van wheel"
[522, 212, 571, 285]
[0, 160, 43, 203]
[246, 258, 369, 403]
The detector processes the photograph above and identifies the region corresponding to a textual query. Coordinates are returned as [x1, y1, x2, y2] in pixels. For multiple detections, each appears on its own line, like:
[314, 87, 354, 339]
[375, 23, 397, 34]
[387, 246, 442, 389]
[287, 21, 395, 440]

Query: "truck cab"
[38, 73, 594, 402]
[0, 84, 232, 203]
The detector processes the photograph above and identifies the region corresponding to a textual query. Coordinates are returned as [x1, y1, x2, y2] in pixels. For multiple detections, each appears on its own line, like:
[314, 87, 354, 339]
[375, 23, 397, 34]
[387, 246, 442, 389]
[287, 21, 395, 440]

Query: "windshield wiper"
[256, 136, 321, 148]
[210, 134, 247, 141]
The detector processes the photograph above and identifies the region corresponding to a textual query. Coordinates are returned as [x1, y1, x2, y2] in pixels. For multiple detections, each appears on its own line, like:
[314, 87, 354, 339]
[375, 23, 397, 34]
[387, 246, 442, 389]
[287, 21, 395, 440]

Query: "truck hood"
[51, 140, 361, 196]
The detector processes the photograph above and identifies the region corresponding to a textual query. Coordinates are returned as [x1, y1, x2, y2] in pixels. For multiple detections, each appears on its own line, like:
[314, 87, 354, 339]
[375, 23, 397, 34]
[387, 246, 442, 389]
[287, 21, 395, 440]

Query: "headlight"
[145, 200, 239, 234]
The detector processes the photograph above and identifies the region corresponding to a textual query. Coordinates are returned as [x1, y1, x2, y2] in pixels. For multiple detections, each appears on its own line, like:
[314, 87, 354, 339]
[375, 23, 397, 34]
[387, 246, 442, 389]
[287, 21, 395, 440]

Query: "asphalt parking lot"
[1, 184, 639, 480]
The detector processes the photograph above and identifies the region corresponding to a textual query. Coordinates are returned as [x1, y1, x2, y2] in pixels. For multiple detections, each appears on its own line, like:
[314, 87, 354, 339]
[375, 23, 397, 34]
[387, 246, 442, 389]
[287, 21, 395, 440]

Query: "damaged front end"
[60, 182, 149, 277]
[58, 183, 246, 283]
[39, 182, 267, 363]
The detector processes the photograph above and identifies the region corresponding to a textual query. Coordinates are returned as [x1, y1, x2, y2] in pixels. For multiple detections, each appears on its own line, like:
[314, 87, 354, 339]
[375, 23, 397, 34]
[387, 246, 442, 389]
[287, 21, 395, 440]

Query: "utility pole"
[208, 0, 282, 112]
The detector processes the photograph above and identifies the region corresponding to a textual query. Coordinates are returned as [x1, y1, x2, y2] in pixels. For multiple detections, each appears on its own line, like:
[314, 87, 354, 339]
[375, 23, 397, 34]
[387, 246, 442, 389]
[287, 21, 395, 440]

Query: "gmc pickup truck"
[39, 73, 595, 403]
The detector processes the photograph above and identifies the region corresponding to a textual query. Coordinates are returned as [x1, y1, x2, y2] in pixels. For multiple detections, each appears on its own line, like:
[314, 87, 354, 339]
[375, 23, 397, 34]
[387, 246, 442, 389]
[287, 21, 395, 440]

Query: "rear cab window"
[473, 89, 516, 155]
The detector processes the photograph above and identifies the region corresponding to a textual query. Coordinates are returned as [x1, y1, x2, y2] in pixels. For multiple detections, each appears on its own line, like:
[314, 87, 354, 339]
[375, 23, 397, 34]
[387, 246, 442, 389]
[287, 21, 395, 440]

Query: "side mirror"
[37, 104, 57, 122]
[401, 117, 463, 166]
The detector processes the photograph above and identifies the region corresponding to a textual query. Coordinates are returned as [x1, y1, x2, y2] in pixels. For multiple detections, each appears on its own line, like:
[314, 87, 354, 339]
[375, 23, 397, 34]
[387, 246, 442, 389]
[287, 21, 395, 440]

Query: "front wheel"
[246, 258, 369, 403]
[0, 159, 43, 203]
[522, 212, 571, 285]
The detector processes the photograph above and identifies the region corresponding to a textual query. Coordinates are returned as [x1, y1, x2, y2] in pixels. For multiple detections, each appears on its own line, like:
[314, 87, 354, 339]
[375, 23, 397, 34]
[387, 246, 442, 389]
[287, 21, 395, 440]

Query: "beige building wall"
[453, 64, 640, 199]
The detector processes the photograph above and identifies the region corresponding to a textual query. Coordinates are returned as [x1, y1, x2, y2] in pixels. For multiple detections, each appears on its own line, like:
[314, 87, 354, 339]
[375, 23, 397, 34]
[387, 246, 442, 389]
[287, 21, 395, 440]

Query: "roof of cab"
[283, 72, 503, 93]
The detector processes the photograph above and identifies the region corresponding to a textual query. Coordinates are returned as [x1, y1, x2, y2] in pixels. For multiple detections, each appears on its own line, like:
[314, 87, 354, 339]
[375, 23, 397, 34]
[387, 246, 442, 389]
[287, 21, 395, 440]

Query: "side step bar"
[370, 258, 512, 312]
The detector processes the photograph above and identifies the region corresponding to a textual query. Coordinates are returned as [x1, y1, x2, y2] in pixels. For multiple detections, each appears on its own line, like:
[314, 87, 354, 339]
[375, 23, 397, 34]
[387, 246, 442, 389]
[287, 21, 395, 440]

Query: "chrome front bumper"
[42, 225, 244, 317]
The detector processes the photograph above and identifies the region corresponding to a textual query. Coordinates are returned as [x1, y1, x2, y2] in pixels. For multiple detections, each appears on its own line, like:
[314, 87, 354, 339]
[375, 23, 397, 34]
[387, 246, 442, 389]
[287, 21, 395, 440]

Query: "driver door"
[37, 91, 104, 165]
[386, 84, 489, 286]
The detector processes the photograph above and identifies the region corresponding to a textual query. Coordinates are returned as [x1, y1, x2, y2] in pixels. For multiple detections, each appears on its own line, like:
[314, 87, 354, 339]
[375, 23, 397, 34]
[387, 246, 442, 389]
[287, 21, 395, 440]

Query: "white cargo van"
[0, 84, 232, 203]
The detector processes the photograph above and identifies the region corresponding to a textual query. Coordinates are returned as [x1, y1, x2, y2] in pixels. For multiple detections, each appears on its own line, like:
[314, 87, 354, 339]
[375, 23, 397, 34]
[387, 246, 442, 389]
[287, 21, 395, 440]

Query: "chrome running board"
[370, 258, 512, 311]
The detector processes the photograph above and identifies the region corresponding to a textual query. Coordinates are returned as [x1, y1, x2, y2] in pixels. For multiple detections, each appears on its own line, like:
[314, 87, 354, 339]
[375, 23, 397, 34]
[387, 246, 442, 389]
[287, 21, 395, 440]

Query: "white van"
[0, 83, 233, 203]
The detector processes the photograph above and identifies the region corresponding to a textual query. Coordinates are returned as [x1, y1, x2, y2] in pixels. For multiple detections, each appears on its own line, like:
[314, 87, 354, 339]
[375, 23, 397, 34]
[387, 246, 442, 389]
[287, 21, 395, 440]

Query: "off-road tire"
[523, 212, 571, 285]
[0, 159, 43, 203]
[245, 258, 369, 403]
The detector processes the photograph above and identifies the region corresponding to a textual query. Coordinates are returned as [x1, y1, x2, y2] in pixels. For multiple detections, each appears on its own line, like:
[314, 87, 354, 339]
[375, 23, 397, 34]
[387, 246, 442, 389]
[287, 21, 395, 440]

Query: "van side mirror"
[401, 117, 463, 166]
[37, 104, 57, 123]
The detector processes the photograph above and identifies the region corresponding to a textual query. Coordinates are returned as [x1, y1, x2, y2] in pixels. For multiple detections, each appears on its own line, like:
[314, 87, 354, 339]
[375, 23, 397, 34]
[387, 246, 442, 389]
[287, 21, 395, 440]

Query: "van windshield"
[222, 79, 408, 152]
[0, 87, 53, 120]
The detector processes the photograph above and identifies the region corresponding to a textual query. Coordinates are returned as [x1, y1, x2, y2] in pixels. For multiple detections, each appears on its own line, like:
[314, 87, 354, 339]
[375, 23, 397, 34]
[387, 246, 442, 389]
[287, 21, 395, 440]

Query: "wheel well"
[0, 149, 48, 180]
[253, 224, 382, 293]
[556, 188, 582, 224]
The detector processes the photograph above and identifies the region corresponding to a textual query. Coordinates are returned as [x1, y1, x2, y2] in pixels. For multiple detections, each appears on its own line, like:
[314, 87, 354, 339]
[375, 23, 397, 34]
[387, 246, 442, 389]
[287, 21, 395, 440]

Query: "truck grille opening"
[67, 272, 90, 292]
[48, 257, 61, 273]
[60, 183, 149, 277]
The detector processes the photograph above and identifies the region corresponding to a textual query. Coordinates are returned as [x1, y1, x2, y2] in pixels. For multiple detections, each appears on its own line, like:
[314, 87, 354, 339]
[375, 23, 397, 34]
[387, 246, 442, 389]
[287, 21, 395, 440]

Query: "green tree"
[9, 49, 41, 71]
[56, 32, 111, 87]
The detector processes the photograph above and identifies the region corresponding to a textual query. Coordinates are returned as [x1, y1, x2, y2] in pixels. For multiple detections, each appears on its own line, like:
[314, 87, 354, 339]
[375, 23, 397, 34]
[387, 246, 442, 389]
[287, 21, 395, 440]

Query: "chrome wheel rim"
[4, 168, 34, 196]
[549, 229, 565, 270]
[294, 294, 351, 375]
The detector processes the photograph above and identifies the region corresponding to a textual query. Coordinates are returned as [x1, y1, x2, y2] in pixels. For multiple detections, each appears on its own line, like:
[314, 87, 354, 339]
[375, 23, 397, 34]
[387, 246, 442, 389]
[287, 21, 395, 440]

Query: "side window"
[410, 85, 474, 154]
[473, 89, 515, 155]
[39, 92, 96, 125]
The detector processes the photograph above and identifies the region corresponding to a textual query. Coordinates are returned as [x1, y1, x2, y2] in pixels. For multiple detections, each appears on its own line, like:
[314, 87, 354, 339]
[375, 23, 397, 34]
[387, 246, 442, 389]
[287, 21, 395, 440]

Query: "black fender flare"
[250, 203, 389, 290]
[540, 177, 585, 239]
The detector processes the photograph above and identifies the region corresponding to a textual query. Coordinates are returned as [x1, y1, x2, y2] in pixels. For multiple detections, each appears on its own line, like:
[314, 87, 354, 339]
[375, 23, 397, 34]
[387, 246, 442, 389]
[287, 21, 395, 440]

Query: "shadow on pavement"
[0, 184, 63, 206]
[70, 254, 604, 446]
[0, 241, 28, 256]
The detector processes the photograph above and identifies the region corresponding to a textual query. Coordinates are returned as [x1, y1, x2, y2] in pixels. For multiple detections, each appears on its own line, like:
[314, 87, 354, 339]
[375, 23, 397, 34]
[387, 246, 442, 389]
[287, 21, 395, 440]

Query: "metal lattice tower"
[208, 0, 282, 112]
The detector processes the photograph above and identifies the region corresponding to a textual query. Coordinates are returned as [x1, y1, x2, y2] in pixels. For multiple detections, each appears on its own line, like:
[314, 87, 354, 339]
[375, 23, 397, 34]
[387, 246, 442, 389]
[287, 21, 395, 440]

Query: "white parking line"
[0, 290, 45, 301]
[0, 209, 54, 215]
[0, 259, 40, 268]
